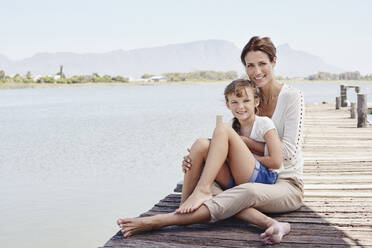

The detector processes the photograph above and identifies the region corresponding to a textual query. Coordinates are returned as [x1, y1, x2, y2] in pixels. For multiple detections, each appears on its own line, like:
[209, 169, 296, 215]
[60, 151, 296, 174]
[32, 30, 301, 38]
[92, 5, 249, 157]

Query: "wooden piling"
[335, 97, 341, 110]
[357, 94, 367, 128]
[216, 115, 223, 125]
[340, 84, 347, 107]
[350, 102, 356, 119]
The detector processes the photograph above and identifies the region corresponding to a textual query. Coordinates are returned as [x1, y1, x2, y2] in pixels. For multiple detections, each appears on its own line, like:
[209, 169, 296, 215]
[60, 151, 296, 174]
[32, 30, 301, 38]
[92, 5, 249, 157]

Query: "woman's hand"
[240, 136, 249, 145]
[240, 136, 265, 156]
[182, 148, 192, 173]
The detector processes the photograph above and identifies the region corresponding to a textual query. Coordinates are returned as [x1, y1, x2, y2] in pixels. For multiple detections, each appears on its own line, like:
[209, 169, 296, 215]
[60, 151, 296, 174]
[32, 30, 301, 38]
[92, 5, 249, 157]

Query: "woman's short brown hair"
[240, 36, 277, 66]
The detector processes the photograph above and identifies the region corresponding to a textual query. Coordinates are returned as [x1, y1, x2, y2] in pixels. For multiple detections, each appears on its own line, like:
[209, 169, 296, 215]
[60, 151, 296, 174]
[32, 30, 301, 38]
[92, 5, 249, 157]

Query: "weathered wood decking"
[103, 104, 372, 247]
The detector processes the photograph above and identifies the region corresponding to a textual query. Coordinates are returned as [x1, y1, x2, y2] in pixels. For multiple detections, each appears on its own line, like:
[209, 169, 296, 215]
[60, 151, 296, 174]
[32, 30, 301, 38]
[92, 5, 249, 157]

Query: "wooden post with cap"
[216, 115, 223, 125]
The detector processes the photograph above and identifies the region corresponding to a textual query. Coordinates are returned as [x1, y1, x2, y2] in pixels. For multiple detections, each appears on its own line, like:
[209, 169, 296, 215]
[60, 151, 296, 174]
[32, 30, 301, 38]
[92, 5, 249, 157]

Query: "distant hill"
[0, 40, 343, 78]
[276, 44, 343, 77]
[0, 54, 11, 69]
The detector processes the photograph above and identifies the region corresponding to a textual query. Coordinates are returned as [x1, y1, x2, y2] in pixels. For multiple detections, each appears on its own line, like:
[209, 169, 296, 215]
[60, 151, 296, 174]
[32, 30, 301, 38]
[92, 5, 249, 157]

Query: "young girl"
[176, 79, 283, 214]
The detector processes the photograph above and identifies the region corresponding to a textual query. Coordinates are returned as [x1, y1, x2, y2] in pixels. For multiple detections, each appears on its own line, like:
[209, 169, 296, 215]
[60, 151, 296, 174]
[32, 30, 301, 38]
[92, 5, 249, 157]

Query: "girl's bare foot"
[176, 188, 212, 214]
[260, 221, 290, 244]
[117, 217, 154, 238]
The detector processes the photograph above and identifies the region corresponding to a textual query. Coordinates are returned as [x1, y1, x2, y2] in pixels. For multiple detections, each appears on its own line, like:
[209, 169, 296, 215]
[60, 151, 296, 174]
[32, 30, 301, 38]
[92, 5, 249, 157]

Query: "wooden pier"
[102, 103, 372, 247]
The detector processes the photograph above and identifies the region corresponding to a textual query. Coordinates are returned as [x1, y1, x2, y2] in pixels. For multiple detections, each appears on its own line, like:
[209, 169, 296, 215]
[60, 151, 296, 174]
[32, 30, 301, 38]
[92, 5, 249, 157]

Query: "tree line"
[2, 69, 372, 84]
[0, 69, 239, 83]
[160, 70, 238, 81]
[0, 70, 129, 84]
[306, 71, 372, 80]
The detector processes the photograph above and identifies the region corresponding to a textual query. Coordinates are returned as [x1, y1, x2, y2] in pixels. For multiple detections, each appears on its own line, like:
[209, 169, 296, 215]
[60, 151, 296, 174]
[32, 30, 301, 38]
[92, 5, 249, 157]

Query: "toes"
[261, 236, 273, 245]
[123, 231, 131, 238]
[117, 219, 124, 226]
[118, 218, 132, 225]
[183, 206, 190, 214]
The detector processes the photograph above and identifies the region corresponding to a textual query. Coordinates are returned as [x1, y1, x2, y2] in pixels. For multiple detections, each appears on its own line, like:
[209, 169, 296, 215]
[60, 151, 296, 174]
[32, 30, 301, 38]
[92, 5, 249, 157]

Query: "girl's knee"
[214, 123, 232, 134]
[192, 138, 210, 156]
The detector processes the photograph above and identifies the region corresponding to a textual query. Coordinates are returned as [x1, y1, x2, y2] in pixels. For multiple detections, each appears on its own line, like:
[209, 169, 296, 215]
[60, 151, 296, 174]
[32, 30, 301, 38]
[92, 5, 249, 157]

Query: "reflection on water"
[0, 82, 371, 248]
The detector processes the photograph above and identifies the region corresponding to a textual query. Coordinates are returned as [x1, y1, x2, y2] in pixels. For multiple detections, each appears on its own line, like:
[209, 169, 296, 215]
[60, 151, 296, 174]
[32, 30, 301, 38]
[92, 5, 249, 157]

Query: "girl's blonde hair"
[224, 79, 260, 134]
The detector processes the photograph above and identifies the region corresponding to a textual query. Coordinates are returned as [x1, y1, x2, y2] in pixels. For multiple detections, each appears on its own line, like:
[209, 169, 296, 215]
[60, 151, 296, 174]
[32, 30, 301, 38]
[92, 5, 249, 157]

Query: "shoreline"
[1, 80, 372, 90]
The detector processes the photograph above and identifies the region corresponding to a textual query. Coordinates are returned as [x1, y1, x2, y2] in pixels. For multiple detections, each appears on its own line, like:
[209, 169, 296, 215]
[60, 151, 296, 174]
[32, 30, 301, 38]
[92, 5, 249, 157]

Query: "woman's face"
[244, 50, 276, 88]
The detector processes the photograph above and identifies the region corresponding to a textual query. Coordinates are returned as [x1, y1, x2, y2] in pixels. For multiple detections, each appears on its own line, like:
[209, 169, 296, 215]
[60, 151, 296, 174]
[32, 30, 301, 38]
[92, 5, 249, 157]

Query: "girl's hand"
[182, 148, 192, 173]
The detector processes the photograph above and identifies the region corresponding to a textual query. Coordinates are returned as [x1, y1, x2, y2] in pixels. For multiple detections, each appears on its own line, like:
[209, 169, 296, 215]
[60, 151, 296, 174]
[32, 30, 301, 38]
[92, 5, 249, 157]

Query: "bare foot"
[176, 188, 212, 214]
[117, 217, 154, 238]
[260, 221, 291, 245]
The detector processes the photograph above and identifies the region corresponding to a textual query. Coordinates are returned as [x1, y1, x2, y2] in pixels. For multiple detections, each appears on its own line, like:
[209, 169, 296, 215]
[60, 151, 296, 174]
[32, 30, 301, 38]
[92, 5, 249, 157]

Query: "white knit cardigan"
[266, 84, 305, 181]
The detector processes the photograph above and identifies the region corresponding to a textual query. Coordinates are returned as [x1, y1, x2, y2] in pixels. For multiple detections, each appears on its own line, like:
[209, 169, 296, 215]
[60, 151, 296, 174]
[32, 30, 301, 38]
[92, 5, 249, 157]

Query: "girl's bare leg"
[177, 123, 256, 214]
[235, 208, 290, 245]
[181, 139, 209, 204]
[181, 138, 232, 204]
[117, 205, 211, 237]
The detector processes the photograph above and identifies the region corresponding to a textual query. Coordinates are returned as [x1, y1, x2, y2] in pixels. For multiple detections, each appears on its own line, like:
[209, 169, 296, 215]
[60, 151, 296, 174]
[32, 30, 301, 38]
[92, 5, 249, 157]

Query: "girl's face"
[226, 88, 259, 122]
[244, 50, 276, 88]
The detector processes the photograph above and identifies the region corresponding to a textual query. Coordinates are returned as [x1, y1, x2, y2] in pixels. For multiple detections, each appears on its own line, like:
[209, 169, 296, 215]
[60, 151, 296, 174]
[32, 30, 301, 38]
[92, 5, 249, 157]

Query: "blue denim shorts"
[224, 160, 278, 189]
[250, 160, 278, 184]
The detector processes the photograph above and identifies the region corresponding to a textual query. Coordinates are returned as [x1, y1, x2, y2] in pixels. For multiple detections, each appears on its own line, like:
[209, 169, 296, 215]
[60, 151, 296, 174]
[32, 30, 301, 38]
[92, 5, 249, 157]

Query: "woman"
[117, 36, 304, 245]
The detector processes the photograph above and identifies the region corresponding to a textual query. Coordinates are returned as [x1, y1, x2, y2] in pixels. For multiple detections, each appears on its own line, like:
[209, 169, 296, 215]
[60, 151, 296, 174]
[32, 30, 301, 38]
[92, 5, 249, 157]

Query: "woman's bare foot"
[260, 221, 291, 244]
[176, 188, 212, 214]
[117, 217, 155, 238]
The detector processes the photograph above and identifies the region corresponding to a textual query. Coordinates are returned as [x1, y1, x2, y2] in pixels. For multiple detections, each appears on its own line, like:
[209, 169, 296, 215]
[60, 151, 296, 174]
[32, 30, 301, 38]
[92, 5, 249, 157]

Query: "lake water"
[1, 82, 371, 248]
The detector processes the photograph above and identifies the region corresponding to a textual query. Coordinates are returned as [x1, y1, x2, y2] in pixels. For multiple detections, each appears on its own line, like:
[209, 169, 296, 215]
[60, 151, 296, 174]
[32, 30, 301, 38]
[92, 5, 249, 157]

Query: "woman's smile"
[244, 50, 275, 88]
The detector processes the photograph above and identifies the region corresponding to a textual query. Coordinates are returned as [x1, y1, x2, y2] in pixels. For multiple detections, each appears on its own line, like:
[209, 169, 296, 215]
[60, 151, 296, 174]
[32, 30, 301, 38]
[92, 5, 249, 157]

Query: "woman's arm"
[240, 136, 265, 156]
[255, 129, 283, 169]
[281, 90, 304, 162]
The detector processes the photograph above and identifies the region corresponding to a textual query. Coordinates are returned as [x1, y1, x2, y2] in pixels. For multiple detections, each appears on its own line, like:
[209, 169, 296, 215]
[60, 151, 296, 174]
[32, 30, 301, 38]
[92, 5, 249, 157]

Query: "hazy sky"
[2, 0, 372, 74]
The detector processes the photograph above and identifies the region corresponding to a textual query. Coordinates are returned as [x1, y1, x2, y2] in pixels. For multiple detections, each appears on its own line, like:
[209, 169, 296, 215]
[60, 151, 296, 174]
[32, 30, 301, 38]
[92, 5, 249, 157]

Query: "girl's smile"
[226, 89, 259, 123]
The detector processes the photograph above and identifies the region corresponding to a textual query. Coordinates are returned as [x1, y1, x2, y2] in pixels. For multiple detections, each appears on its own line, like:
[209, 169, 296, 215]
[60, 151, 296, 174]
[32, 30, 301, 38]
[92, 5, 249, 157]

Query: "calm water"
[1, 82, 371, 248]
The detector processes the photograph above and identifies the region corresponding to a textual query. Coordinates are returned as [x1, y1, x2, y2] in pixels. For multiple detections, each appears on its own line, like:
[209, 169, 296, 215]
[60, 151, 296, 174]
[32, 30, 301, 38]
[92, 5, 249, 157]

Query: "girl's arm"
[240, 136, 265, 156]
[255, 129, 283, 170]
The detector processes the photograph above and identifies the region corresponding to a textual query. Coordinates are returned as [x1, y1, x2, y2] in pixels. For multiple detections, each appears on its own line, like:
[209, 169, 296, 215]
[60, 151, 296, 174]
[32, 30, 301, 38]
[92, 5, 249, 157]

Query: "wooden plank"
[304, 192, 372, 198]
[304, 184, 372, 190]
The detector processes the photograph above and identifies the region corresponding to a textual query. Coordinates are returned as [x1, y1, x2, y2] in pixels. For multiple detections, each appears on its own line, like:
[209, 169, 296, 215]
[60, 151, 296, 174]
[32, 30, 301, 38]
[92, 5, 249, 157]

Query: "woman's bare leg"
[181, 138, 234, 204]
[117, 205, 211, 237]
[177, 123, 256, 214]
[235, 208, 291, 245]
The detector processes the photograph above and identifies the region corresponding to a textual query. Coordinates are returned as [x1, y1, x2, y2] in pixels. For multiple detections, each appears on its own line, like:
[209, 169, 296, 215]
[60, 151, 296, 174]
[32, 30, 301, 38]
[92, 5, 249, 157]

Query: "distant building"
[128, 77, 147, 82]
[149, 76, 167, 82]
[32, 75, 42, 81]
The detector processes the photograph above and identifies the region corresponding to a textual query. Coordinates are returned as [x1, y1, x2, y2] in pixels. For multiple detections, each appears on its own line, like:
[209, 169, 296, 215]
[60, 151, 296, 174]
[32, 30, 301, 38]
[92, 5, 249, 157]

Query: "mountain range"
[0, 40, 343, 78]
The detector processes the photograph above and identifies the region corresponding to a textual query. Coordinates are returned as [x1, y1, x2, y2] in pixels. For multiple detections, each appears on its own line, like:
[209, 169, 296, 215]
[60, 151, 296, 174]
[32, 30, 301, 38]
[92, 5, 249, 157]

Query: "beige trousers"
[205, 178, 304, 222]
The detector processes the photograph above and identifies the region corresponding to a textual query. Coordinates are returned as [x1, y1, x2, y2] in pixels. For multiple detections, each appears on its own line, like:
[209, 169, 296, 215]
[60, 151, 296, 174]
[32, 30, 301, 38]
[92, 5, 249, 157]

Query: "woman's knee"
[237, 183, 259, 199]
